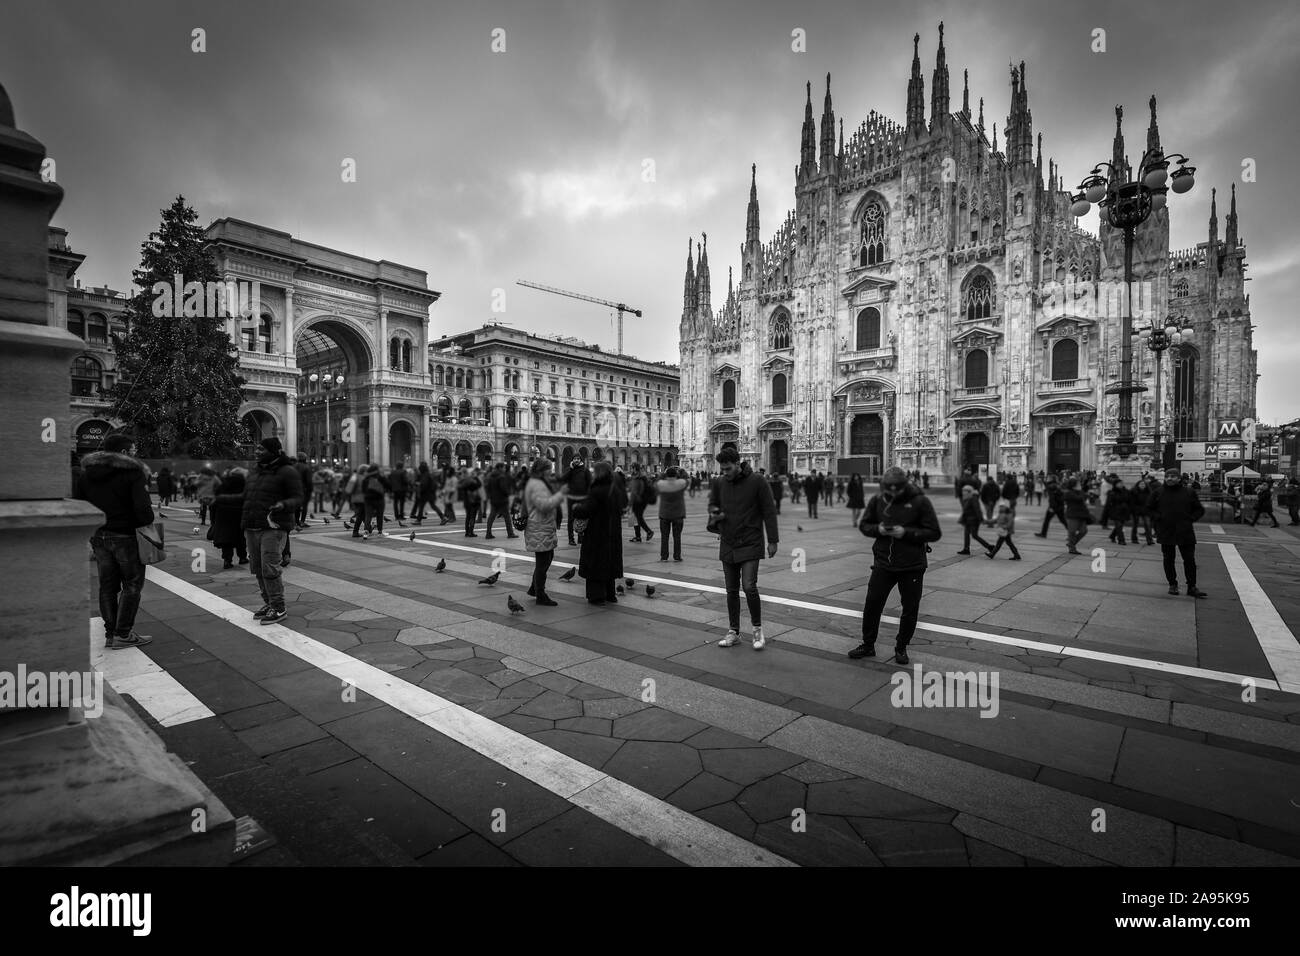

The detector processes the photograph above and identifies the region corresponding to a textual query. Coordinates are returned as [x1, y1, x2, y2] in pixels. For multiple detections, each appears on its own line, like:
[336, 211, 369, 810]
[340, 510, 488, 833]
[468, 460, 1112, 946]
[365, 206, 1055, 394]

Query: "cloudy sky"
[4, 0, 1298, 420]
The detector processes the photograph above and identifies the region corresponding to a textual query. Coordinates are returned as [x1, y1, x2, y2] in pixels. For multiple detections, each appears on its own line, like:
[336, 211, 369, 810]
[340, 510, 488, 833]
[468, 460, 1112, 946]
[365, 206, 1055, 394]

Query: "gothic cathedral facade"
[677, 26, 1256, 479]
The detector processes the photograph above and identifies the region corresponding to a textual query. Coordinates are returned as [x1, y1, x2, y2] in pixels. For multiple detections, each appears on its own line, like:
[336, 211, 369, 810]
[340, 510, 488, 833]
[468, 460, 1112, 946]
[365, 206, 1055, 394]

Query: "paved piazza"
[102, 491, 1300, 867]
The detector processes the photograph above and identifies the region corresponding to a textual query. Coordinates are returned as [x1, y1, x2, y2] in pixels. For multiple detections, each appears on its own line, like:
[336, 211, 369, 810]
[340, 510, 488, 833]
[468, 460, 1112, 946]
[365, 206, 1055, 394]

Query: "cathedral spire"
[962, 68, 970, 119]
[1036, 132, 1043, 184]
[819, 72, 836, 174]
[745, 163, 760, 247]
[799, 81, 816, 179]
[977, 96, 984, 136]
[930, 22, 950, 130]
[1008, 61, 1033, 167]
[696, 234, 711, 315]
[1226, 182, 1239, 249]
[992, 122, 998, 154]
[1146, 94, 1161, 156]
[837, 117, 844, 166]
[1111, 104, 1126, 181]
[905, 32, 926, 138]
[683, 236, 695, 315]
[726, 266, 735, 312]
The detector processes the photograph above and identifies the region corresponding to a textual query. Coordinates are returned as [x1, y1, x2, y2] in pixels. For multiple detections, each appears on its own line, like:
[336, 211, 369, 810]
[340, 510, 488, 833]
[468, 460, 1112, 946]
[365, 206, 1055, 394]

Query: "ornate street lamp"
[1072, 134, 1195, 462]
[308, 371, 345, 464]
[1131, 317, 1194, 469]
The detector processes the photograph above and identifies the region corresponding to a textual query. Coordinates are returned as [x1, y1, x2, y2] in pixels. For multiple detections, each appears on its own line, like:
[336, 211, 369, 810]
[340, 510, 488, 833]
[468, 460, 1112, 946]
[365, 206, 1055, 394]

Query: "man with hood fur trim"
[75, 433, 156, 649]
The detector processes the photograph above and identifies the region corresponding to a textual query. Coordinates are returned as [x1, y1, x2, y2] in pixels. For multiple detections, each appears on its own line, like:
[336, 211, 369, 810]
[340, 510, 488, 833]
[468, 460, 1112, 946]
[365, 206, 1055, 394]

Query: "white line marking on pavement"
[340, 533, 1291, 694]
[144, 566, 795, 867]
[1209, 524, 1225, 535]
[1218, 544, 1300, 694]
[89, 619, 215, 726]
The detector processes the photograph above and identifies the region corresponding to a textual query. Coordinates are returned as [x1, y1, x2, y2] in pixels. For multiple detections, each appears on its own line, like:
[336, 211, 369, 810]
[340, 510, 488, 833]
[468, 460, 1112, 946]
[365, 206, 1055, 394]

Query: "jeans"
[486, 501, 513, 536]
[1162, 540, 1197, 587]
[860, 567, 925, 650]
[807, 495, 819, 518]
[962, 521, 993, 552]
[721, 558, 762, 631]
[91, 531, 147, 638]
[393, 493, 408, 520]
[531, 548, 553, 596]
[631, 503, 652, 539]
[246, 528, 288, 610]
[988, 534, 1020, 558]
[1066, 517, 1087, 550]
[659, 517, 683, 560]
[413, 492, 445, 522]
[1039, 509, 1067, 535]
[1129, 513, 1154, 542]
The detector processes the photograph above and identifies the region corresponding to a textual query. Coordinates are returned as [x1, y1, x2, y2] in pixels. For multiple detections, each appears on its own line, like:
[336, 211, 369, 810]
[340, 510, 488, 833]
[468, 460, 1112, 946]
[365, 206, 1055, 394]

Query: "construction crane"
[516, 280, 642, 356]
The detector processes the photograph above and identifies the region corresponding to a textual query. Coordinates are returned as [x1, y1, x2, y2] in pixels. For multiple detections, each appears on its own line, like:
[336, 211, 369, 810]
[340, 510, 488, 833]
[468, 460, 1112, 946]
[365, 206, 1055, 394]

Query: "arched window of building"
[969, 211, 979, 243]
[257, 315, 273, 353]
[87, 313, 108, 345]
[1052, 338, 1079, 381]
[769, 310, 792, 350]
[1173, 278, 1189, 298]
[962, 271, 994, 321]
[550, 415, 558, 432]
[402, 340, 413, 372]
[67, 310, 85, 339]
[455, 368, 465, 389]
[438, 396, 452, 419]
[965, 349, 989, 388]
[856, 308, 882, 350]
[458, 399, 471, 422]
[722, 379, 736, 410]
[1173, 347, 1198, 441]
[390, 338, 401, 369]
[859, 200, 886, 266]
[480, 398, 491, 422]
[506, 399, 518, 427]
[772, 373, 787, 405]
[71, 355, 102, 397]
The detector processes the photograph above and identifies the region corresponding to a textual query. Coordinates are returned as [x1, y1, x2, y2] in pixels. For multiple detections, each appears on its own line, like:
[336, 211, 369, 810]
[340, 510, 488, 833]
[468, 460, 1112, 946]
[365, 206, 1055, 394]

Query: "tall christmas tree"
[108, 196, 246, 457]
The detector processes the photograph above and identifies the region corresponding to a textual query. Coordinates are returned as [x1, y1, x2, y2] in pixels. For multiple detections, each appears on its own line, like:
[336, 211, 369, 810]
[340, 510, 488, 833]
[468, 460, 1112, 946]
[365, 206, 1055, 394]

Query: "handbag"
[511, 502, 528, 532]
[136, 522, 166, 564]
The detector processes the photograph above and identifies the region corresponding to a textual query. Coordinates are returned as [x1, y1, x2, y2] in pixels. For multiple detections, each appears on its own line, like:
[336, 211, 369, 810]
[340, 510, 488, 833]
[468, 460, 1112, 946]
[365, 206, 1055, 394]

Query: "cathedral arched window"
[769, 310, 792, 350]
[722, 379, 736, 410]
[1173, 278, 1189, 298]
[962, 271, 994, 321]
[772, 373, 787, 405]
[965, 349, 989, 389]
[1172, 347, 1198, 441]
[905, 195, 916, 218]
[856, 308, 881, 350]
[1052, 339, 1079, 381]
[858, 200, 886, 267]
[506, 399, 518, 427]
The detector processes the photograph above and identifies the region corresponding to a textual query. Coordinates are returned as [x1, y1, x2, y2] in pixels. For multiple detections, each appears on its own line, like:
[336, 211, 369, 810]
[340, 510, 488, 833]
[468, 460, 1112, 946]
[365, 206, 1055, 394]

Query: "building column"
[283, 287, 294, 356]
[378, 308, 388, 371]
[369, 401, 381, 464]
[379, 402, 391, 467]
[416, 404, 427, 464]
[880, 412, 891, 470]
[284, 391, 298, 456]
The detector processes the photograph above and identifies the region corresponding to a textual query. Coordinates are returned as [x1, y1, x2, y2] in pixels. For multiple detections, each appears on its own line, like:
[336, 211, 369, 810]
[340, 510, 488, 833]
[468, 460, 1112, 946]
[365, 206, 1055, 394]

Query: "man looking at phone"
[849, 466, 941, 665]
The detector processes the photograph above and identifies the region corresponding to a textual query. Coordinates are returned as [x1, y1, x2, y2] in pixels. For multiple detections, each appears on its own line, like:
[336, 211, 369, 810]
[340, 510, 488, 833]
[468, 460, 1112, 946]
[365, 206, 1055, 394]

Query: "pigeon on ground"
[797, 525, 804, 532]
[435, 558, 446, 573]
[409, 530, 416, 541]
[625, 578, 635, 588]
[507, 595, 524, 614]
[559, 567, 576, 581]
[193, 527, 201, 534]
[616, 585, 625, 595]
[645, 585, 655, 597]
[323, 516, 331, 524]
[479, 571, 500, 585]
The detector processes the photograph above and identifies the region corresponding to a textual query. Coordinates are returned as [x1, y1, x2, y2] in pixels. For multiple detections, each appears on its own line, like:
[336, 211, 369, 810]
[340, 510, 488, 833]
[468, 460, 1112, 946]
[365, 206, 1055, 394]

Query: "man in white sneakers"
[708, 447, 779, 650]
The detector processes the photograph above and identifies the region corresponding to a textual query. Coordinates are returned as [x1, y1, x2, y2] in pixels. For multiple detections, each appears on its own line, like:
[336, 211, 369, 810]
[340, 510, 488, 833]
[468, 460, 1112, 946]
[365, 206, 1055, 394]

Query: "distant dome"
[0, 81, 13, 128]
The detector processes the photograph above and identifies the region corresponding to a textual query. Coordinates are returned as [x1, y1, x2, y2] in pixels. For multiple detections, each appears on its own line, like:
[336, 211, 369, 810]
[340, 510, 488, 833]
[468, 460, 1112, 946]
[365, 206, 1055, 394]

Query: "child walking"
[985, 502, 1021, 560]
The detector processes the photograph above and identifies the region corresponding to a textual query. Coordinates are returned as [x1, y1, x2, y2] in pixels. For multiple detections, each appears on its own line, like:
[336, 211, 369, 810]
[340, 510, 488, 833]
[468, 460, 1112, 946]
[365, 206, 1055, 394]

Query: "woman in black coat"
[847, 473, 866, 525]
[578, 462, 626, 605]
[210, 470, 248, 568]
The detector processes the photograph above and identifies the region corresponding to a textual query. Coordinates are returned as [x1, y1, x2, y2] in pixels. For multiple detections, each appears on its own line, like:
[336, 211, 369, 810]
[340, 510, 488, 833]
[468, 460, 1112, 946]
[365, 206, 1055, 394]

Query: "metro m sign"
[1217, 419, 1242, 439]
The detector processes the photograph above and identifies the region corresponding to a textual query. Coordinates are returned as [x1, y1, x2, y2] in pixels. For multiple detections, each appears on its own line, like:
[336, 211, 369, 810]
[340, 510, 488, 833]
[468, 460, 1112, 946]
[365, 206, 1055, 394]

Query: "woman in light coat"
[523, 458, 568, 605]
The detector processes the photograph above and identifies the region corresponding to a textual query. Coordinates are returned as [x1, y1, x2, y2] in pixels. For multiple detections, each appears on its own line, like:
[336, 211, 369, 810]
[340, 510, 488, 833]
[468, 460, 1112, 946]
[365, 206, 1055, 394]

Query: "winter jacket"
[156, 471, 175, 497]
[210, 476, 247, 548]
[847, 478, 866, 509]
[708, 462, 779, 564]
[989, 510, 1015, 538]
[1149, 482, 1205, 545]
[457, 474, 482, 504]
[487, 470, 512, 505]
[858, 484, 942, 572]
[561, 463, 591, 496]
[1102, 485, 1132, 523]
[1128, 484, 1152, 516]
[577, 475, 626, 581]
[1046, 484, 1065, 514]
[955, 474, 980, 499]
[195, 473, 221, 502]
[768, 477, 784, 502]
[294, 460, 314, 495]
[346, 472, 366, 504]
[960, 496, 984, 526]
[76, 451, 156, 535]
[388, 467, 409, 496]
[362, 471, 390, 500]
[523, 476, 565, 552]
[241, 453, 304, 531]
[1000, 477, 1020, 503]
[654, 477, 688, 521]
[1063, 488, 1091, 521]
[979, 479, 1001, 505]
[1253, 487, 1274, 514]
[628, 475, 647, 506]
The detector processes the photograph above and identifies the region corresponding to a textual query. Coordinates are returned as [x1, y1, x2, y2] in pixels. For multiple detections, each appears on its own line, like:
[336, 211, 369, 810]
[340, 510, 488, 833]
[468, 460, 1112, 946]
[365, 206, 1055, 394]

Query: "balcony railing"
[1042, 377, 1091, 391]
[954, 386, 997, 399]
[238, 348, 295, 368]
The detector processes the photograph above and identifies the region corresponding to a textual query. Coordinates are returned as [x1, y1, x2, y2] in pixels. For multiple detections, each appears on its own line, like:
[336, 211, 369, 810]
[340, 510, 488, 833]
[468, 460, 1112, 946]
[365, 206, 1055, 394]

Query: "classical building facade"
[678, 26, 1256, 478]
[427, 324, 679, 471]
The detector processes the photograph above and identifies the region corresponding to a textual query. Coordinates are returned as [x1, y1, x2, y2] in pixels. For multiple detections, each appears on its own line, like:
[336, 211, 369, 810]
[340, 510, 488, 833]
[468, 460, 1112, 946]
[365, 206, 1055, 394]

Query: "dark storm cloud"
[2, 0, 1296, 418]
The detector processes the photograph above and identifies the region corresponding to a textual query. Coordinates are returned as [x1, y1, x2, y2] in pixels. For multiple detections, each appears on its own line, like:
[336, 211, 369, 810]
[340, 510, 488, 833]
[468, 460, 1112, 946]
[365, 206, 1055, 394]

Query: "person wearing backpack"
[484, 462, 517, 539]
[359, 464, 389, 539]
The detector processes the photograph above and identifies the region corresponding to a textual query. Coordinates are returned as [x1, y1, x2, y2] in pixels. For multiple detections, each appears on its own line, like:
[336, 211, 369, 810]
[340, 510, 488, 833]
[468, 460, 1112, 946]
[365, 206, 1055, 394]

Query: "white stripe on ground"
[1209, 524, 1225, 535]
[89, 619, 215, 726]
[1218, 544, 1300, 694]
[144, 566, 794, 867]
[319, 533, 1289, 694]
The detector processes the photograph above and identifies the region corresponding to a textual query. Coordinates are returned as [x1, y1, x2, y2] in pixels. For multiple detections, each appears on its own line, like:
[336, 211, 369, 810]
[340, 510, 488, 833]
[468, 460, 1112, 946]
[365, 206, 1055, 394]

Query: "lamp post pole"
[1132, 319, 1193, 470]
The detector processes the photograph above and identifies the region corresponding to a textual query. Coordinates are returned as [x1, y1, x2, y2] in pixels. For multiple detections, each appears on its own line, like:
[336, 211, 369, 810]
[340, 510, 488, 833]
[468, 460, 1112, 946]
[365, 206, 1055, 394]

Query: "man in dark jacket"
[1102, 477, 1132, 545]
[1062, 477, 1090, 555]
[561, 457, 591, 545]
[767, 471, 784, 514]
[293, 453, 314, 530]
[242, 437, 304, 624]
[1035, 476, 1067, 538]
[851, 466, 942, 665]
[484, 463, 517, 540]
[76, 433, 156, 649]
[1247, 480, 1280, 529]
[1000, 472, 1020, 513]
[1150, 469, 1207, 597]
[709, 448, 779, 651]
[979, 475, 1001, 520]
[388, 463, 410, 525]
[805, 471, 822, 519]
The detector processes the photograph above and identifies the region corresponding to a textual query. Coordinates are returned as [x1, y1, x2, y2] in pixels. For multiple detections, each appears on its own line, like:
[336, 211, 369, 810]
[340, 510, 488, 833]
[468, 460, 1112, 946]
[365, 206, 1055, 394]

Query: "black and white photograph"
[0, 0, 1296, 931]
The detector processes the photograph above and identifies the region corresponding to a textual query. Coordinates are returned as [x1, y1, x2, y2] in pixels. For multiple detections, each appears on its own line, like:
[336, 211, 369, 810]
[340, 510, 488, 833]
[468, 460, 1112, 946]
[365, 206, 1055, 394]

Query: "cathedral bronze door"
[961, 432, 990, 469]
[770, 439, 788, 475]
[1048, 429, 1080, 473]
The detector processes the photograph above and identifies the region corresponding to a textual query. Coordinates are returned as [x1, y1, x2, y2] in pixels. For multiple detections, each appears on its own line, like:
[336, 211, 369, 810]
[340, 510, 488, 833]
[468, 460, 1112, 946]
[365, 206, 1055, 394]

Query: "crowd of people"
[75, 431, 1295, 664]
